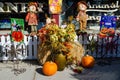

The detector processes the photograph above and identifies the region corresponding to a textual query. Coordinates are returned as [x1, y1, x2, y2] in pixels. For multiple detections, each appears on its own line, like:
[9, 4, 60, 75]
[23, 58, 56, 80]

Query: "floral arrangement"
[39, 24, 75, 40]
[37, 22, 85, 66]
[38, 23, 76, 53]
[99, 27, 115, 38]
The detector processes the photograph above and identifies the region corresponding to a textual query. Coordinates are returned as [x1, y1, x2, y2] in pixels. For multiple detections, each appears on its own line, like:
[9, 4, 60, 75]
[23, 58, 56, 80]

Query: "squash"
[42, 61, 57, 76]
[81, 55, 95, 68]
[55, 53, 66, 71]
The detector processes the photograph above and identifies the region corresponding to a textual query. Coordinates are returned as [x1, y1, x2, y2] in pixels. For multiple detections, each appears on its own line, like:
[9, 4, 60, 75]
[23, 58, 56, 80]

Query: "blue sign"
[100, 15, 117, 29]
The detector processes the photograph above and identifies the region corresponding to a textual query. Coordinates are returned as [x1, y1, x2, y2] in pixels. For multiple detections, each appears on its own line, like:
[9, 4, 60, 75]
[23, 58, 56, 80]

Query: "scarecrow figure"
[26, 2, 38, 35]
[76, 1, 88, 31]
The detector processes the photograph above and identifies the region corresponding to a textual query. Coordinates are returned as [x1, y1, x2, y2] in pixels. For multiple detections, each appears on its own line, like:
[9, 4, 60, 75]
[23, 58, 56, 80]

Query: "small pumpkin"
[100, 28, 108, 34]
[42, 61, 57, 76]
[81, 55, 95, 68]
[99, 32, 107, 38]
[107, 28, 115, 35]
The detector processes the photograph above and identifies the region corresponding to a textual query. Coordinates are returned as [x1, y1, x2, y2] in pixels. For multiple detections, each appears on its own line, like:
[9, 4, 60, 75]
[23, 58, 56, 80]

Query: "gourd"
[55, 53, 66, 71]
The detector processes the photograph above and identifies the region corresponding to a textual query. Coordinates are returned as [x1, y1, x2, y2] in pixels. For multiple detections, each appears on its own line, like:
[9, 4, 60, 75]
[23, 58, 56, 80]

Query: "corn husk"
[68, 41, 85, 64]
[37, 43, 51, 65]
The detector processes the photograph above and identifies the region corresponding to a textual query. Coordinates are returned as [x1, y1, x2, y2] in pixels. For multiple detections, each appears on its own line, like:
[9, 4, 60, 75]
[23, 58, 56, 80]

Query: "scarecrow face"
[79, 3, 87, 11]
[29, 5, 37, 12]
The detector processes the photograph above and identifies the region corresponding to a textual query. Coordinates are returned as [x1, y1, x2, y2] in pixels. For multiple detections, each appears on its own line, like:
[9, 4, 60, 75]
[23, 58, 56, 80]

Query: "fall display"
[1, 0, 120, 79]
[37, 19, 85, 70]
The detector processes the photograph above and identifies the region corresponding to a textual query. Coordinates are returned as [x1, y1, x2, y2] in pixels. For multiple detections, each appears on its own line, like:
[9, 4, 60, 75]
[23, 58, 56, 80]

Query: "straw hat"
[77, 1, 87, 7]
[28, 2, 38, 7]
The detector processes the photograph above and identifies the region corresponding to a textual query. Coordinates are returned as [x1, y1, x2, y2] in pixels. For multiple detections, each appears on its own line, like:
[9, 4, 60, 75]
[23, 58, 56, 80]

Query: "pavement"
[0, 60, 120, 80]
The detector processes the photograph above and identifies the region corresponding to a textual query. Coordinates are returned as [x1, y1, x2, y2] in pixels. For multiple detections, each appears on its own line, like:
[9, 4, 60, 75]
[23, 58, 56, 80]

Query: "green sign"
[11, 18, 24, 33]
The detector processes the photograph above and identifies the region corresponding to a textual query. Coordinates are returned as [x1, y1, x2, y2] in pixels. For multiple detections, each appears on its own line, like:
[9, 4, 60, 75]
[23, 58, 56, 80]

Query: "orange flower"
[38, 27, 48, 42]
[12, 31, 24, 42]
[63, 42, 73, 49]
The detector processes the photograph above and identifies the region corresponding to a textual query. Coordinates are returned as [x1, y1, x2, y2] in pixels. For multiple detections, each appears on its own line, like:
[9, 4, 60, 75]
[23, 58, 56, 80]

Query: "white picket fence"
[0, 33, 120, 61]
[0, 34, 39, 61]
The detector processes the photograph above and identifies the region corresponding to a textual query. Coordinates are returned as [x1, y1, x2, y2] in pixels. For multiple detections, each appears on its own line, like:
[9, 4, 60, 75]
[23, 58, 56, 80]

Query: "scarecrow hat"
[28, 2, 38, 7]
[77, 1, 88, 7]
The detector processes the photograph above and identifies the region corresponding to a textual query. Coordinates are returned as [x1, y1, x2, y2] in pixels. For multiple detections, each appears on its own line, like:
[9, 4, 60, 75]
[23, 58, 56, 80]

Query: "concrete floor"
[0, 60, 120, 80]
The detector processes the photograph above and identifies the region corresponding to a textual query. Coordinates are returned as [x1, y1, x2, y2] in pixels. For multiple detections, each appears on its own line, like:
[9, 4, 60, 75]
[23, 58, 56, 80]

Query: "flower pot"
[55, 53, 66, 71]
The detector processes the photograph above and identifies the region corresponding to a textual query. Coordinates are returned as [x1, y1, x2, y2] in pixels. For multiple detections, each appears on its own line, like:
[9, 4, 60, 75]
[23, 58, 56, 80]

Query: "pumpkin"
[100, 28, 108, 34]
[81, 55, 95, 68]
[107, 28, 115, 35]
[99, 32, 107, 38]
[42, 61, 57, 76]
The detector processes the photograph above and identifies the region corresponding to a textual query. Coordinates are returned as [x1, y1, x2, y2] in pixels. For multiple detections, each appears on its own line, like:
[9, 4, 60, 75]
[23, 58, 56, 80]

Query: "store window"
[0, 0, 48, 31]
[0, 19, 11, 30]
[62, 0, 120, 30]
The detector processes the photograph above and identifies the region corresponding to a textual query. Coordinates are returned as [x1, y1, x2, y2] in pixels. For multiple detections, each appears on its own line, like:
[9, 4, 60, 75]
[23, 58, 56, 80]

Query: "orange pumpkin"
[100, 28, 108, 34]
[81, 55, 95, 68]
[107, 28, 115, 35]
[99, 32, 107, 38]
[42, 61, 57, 76]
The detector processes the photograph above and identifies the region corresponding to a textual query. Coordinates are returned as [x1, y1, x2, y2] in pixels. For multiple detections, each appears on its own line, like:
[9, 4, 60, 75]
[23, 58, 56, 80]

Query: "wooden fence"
[0, 33, 120, 61]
